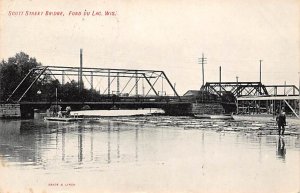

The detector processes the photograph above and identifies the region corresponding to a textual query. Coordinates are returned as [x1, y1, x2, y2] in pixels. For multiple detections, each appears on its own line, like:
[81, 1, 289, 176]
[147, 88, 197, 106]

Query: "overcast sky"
[0, 0, 299, 95]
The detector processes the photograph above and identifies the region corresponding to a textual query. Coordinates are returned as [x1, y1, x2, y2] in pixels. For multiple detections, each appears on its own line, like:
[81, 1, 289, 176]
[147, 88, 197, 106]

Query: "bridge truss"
[200, 81, 300, 117]
[201, 82, 269, 98]
[7, 66, 180, 102]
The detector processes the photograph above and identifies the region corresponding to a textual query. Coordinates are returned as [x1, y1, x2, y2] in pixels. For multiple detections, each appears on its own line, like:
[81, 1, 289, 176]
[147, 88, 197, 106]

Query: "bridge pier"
[0, 104, 21, 118]
[16, 101, 194, 118]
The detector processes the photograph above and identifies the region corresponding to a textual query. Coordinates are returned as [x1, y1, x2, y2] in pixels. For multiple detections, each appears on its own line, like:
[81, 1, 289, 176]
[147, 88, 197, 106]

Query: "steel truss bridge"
[7, 66, 181, 102]
[200, 82, 300, 117]
[5, 66, 191, 116]
[201, 82, 299, 98]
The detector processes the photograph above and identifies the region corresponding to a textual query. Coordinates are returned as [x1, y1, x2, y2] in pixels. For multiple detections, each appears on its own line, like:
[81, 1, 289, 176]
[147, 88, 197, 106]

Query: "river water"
[0, 115, 299, 193]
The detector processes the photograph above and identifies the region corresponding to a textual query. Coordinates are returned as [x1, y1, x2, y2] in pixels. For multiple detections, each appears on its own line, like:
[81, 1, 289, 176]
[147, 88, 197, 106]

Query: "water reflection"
[276, 138, 286, 161]
[62, 127, 65, 161]
[0, 118, 299, 193]
[78, 126, 83, 163]
[0, 118, 298, 170]
[107, 121, 111, 164]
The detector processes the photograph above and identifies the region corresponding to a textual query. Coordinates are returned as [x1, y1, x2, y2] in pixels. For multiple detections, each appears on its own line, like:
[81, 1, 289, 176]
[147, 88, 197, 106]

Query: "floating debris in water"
[102, 115, 300, 136]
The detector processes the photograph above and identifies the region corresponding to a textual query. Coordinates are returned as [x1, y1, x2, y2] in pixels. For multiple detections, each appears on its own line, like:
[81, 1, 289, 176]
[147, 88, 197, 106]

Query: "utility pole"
[219, 66, 222, 93]
[259, 60, 262, 95]
[198, 53, 207, 89]
[259, 60, 262, 83]
[236, 76, 239, 96]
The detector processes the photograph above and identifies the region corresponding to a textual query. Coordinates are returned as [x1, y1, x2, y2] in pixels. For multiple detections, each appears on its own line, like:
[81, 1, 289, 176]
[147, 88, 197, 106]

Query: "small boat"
[44, 117, 83, 122]
[194, 114, 233, 120]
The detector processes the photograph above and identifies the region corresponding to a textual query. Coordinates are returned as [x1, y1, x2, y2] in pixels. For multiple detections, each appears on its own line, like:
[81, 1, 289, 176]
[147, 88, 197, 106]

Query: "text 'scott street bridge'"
[6, 66, 190, 117]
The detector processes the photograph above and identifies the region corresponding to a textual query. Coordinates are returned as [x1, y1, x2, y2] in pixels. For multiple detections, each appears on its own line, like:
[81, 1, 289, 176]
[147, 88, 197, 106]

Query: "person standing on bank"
[276, 107, 286, 135]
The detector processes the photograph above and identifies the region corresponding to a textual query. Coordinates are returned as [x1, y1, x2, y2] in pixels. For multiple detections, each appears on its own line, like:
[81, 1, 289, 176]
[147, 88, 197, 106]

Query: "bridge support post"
[91, 71, 93, 90]
[108, 69, 111, 96]
[135, 71, 138, 96]
[117, 73, 120, 95]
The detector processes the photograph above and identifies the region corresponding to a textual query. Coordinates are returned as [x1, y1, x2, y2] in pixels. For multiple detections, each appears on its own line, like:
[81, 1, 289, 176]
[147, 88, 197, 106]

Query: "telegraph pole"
[259, 60, 262, 83]
[259, 60, 262, 95]
[198, 53, 207, 89]
[219, 66, 222, 93]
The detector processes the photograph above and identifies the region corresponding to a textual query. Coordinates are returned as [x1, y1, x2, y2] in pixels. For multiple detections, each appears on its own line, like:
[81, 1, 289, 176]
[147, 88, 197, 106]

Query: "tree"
[0, 52, 41, 101]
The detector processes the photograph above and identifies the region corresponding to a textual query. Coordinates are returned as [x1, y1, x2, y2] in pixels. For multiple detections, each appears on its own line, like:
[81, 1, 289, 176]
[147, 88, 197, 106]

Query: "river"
[0, 115, 299, 193]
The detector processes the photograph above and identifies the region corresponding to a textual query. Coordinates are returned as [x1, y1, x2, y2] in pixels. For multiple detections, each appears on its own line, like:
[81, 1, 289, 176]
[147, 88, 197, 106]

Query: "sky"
[0, 0, 299, 95]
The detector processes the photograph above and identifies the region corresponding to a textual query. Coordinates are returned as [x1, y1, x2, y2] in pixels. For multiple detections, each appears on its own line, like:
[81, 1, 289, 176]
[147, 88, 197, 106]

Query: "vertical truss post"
[161, 76, 164, 96]
[142, 78, 145, 96]
[91, 71, 93, 90]
[78, 69, 80, 88]
[293, 87, 295, 95]
[117, 72, 120, 95]
[62, 71, 65, 85]
[135, 71, 138, 96]
[108, 69, 111, 95]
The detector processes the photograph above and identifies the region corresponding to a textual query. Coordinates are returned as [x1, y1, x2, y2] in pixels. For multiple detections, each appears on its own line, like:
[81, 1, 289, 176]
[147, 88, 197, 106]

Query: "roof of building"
[183, 90, 201, 96]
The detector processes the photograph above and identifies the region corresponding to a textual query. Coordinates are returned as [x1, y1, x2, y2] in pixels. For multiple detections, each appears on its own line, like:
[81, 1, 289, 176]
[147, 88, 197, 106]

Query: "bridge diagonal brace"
[128, 77, 141, 95]
[6, 69, 34, 102]
[120, 75, 134, 94]
[161, 71, 181, 100]
[83, 75, 92, 87]
[284, 99, 299, 118]
[18, 67, 48, 102]
[146, 73, 161, 96]
[103, 76, 116, 94]
[46, 69, 58, 81]
[209, 86, 222, 97]
[143, 73, 159, 96]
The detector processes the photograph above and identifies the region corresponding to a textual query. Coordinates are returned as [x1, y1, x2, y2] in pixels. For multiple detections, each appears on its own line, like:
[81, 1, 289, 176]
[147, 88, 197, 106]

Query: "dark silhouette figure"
[276, 108, 286, 135]
[276, 138, 286, 161]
